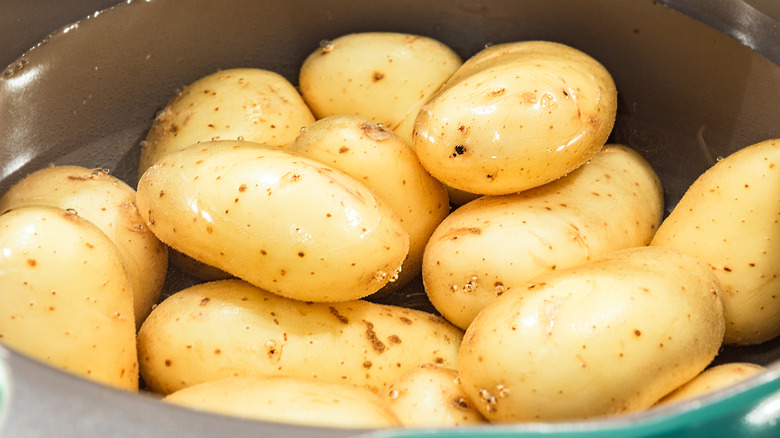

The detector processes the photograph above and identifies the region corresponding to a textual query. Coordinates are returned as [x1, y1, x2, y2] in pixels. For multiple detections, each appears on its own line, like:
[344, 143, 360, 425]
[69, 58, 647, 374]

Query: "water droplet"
[237, 135, 245, 141]
[388, 266, 402, 283]
[300, 126, 309, 134]
[494, 282, 505, 296]
[716, 156, 724, 162]
[497, 384, 511, 398]
[319, 39, 335, 53]
[3, 58, 29, 79]
[463, 276, 478, 293]
[374, 270, 388, 282]
[65, 208, 78, 215]
[388, 389, 399, 399]
[450, 284, 459, 292]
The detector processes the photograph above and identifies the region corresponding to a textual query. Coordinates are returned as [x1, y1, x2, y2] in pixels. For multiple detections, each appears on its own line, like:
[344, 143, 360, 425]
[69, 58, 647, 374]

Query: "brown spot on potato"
[372, 71, 385, 81]
[399, 316, 413, 325]
[388, 334, 402, 344]
[238, 184, 248, 192]
[634, 329, 642, 337]
[339, 146, 350, 154]
[164, 359, 172, 367]
[363, 360, 373, 369]
[363, 320, 386, 354]
[199, 297, 210, 306]
[329, 307, 349, 324]
[27, 259, 37, 267]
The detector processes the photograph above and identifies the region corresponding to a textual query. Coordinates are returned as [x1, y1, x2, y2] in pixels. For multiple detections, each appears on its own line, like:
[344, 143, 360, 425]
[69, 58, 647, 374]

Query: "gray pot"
[1, 0, 779, 436]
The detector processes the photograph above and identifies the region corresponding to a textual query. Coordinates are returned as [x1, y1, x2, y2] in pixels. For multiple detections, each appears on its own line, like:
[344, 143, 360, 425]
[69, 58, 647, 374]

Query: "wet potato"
[138, 279, 463, 395]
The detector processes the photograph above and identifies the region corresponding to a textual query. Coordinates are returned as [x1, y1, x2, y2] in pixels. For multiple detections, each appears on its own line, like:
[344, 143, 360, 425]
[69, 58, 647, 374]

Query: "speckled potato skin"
[0, 165, 168, 328]
[138, 279, 463, 395]
[423, 145, 663, 329]
[0, 206, 138, 391]
[658, 363, 765, 405]
[651, 139, 780, 345]
[136, 140, 409, 302]
[458, 246, 725, 422]
[289, 115, 450, 294]
[139, 68, 315, 175]
[413, 41, 617, 195]
[299, 32, 462, 131]
[164, 376, 401, 428]
[383, 363, 486, 427]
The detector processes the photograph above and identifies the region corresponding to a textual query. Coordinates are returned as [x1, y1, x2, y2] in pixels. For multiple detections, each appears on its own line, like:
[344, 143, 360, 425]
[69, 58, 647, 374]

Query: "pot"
[1, 0, 779, 436]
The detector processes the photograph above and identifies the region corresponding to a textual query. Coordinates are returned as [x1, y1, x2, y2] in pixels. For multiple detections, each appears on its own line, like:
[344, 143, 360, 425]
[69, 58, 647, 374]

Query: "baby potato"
[0, 206, 138, 391]
[164, 375, 401, 428]
[140, 67, 315, 175]
[423, 144, 663, 329]
[458, 246, 725, 422]
[289, 115, 449, 294]
[413, 40, 617, 195]
[299, 32, 462, 130]
[136, 140, 409, 302]
[658, 363, 765, 405]
[137, 279, 462, 395]
[383, 363, 486, 427]
[0, 165, 167, 328]
[650, 138, 780, 345]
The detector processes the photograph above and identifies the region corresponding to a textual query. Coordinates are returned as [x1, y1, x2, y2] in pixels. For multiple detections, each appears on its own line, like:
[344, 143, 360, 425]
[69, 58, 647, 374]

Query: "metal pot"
[1, 0, 779, 436]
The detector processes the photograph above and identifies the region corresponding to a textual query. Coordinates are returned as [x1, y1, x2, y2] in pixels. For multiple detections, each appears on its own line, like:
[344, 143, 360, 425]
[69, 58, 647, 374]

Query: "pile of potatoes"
[0, 32, 778, 429]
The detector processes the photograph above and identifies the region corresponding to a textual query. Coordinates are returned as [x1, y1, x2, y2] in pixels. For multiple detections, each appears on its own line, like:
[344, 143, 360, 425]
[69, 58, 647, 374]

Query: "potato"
[383, 363, 486, 427]
[164, 375, 401, 428]
[299, 32, 462, 131]
[289, 115, 449, 294]
[423, 144, 663, 329]
[658, 363, 765, 405]
[137, 279, 462, 395]
[458, 246, 725, 422]
[136, 140, 409, 302]
[650, 138, 780, 345]
[0, 165, 168, 328]
[140, 68, 315, 175]
[0, 206, 138, 390]
[413, 41, 617, 195]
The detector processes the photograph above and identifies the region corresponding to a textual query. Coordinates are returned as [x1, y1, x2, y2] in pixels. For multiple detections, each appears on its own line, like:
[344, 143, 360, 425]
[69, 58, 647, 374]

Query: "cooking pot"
[1, 0, 779, 436]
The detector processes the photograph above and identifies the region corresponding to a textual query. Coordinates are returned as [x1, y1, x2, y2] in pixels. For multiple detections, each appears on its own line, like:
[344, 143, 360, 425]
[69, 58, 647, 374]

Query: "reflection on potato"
[658, 362, 765, 405]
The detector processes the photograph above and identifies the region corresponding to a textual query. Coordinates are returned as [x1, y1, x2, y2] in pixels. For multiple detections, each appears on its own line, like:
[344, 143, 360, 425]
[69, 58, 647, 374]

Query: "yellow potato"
[423, 144, 663, 329]
[383, 363, 486, 427]
[658, 363, 765, 405]
[136, 140, 409, 302]
[299, 32, 462, 130]
[650, 138, 780, 345]
[140, 67, 315, 175]
[0, 165, 167, 328]
[413, 40, 617, 195]
[164, 375, 401, 428]
[289, 115, 449, 294]
[458, 246, 725, 422]
[0, 206, 137, 390]
[138, 279, 462, 395]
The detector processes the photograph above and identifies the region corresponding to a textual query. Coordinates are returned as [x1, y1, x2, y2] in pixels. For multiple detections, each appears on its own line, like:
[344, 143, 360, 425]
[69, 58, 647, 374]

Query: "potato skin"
[164, 376, 401, 428]
[299, 32, 462, 131]
[383, 363, 486, 427]
[140, 68, 315, 175]
[0, 165, 167, 328]
[423, 144, 663, 329]
[289, 115, 449, 294]
[0, 206, 138, 390]
[658, 363, 765, 405]
[413, 41, 617, 195]
[138, 279, 462, 395]
[650, 139, 780, 345]
[458, 246, 725, 422]
[136, 140, 409, 302]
